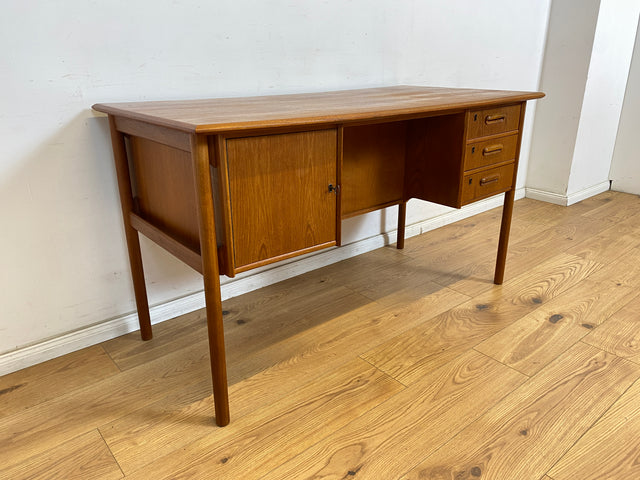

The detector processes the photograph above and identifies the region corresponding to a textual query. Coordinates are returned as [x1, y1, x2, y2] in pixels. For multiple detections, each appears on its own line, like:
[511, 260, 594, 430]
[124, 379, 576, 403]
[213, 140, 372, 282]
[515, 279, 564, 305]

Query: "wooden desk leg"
[494, 189, 515, 285]
[397, 202, 407, 249]
[108, 116, 153, 341]
[191, 134, 230, 427]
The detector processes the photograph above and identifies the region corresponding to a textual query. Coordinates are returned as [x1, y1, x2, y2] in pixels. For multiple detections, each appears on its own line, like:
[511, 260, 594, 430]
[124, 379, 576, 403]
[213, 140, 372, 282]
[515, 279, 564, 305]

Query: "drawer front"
[464, 133, 518, 171]
[467, 104, 521, 139]
[462, 163, 515, 205]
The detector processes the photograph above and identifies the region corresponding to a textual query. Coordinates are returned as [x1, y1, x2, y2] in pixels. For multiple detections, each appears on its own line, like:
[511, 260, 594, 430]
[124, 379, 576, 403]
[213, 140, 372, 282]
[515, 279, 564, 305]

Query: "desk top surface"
[93, 85, 544, 134]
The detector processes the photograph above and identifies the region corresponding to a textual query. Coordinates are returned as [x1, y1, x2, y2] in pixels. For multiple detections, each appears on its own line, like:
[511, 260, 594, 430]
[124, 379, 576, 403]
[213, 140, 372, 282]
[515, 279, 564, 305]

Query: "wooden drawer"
[467, 104, 521, 139]
[462, 163, 514, 205]
[464, 133, 518, 172]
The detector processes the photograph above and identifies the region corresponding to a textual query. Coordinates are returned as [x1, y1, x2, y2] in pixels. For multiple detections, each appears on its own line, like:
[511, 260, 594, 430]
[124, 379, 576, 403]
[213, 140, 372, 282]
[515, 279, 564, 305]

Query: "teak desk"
[93, 86, 544, 426]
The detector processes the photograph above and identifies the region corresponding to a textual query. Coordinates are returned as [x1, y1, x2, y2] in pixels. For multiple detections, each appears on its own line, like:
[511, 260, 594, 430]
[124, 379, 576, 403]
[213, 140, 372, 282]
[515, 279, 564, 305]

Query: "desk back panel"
[341, 122, 406, 218]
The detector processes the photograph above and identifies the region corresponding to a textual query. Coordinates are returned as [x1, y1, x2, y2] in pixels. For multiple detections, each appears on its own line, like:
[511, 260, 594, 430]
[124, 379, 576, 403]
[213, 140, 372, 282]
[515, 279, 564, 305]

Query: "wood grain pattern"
[464, 133, 518, 171]
[97, 87, 543, 430]
[114, 116, 191, 152]
[0, 341, 212, 470]
[410, 210, 551, 298]
[500, 215, 616, 274]
[581, 190, 640, 223]
[211, 134, 236, 277]
[3, 191, 640, 480]
[516, 191, 625, 227]
[101, 308, 207, 371]
[492, 101, 526, 285]
[97, 282, 459, 473]
[129, 212, 202, 273]
[124, 359, 403, 479]
[548, 378, 640, 480]
[129, 136, 201, 252]
[565, 213, 640, 264]
[93, 86, 544, 133]
[582, 291, 640, 364]
[225, 129, 337, 271]
[0, 346, 119, 416]
[476, 257, 640, 376]
[108, 116, 152, 340]
[404, 113, 466, 208]
[341, 122, 406, 217]
[313, 246, 455, 305]
[362, 253, 603, 385]
[401, 343, 640, 480]
[191, 132, 229, 426]
[412, 207, 580, 291]
[441, 209, 617, 299]
[0, 430, 123, 480]
[263, 351, 526, 480]
[461, 162, 514, 205]
[466, 104, 521, 139]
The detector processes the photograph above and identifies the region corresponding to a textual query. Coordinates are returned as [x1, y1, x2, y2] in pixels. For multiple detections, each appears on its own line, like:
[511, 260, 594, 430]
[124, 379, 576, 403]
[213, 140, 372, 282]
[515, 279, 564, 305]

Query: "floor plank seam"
[357, 354, 408, 389]
[471, 347, 533, 378]
[251, 361, 409, 480]
[100, 344, 125, 373]
[393, 367, 529, 480]
[543, 372, 640, 478]
[577, 338, 640, 365]
[0, 425, 100, 476]
[97, 427, 126, 478]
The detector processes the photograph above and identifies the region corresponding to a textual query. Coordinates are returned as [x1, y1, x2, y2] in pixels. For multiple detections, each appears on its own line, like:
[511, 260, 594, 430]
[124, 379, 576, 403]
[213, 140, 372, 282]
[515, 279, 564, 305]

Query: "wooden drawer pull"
[482, 144, 503, 156]
[480, 174, 500, 186]
[485, 114, 505, 125]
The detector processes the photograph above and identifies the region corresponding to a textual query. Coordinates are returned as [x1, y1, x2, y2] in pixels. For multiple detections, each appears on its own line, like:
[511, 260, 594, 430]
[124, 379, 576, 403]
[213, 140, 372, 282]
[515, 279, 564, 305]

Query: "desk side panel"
[129, 137, 202, 253]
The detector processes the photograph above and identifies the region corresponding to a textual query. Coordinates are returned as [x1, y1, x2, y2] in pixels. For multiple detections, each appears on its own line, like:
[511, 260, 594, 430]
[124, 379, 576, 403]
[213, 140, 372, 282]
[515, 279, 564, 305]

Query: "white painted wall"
[610, 16, 640, 194]
[527, 0, 601, 198]
[527, 0, 640, 205]
[567, 0, 640, 197]
[0, 0, 550, 368]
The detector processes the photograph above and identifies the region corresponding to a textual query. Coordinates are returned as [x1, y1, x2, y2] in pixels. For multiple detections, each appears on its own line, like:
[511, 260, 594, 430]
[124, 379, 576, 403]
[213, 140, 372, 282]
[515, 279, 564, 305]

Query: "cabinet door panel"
[226, 130, 337, 271]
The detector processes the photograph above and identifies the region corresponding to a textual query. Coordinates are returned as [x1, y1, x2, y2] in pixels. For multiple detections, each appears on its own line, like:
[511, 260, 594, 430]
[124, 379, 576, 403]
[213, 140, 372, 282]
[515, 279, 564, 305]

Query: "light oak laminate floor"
[2, 191, 640, 479]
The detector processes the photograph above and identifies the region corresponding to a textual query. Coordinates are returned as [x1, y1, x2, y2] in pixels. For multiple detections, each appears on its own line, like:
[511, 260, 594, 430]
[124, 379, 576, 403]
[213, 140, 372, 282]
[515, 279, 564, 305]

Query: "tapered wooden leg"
[191, 134, 230, 427]
[494, 189, 515, 285]
[397, 202, 407, 249]
[108, 116, 153, 341]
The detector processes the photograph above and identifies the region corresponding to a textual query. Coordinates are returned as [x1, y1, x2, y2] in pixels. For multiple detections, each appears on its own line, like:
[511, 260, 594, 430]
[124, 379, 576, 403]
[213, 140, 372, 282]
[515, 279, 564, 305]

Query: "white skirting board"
[525, 181, 611, 206]
[0, 190, 525, 376]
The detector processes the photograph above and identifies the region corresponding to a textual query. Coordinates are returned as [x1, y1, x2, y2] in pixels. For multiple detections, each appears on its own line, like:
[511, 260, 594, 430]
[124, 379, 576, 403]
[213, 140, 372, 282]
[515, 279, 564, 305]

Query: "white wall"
[527, 0, 640, 205]
[527, 0, 601, 197]
[568, 0, 640, 197]
[610, 16, 640, 193]
[0, 0, 551, 371]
